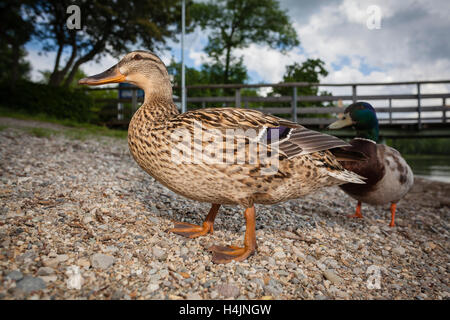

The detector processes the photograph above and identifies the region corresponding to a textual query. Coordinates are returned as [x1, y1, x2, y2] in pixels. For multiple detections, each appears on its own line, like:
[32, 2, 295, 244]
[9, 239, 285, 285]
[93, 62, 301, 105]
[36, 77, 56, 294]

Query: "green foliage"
[0, 44, 31, 83]
[0, 107, 127, 139]
[272, 59, 332, 107]
[0, 0, 34, 86]
[0, 80, 93, 122]
[386, 138, 450, 155]
[168, 59, 248, 109]
[28, 0, 194, 87]
[191, 0, 299, 84]
[24, 127, 57, 138]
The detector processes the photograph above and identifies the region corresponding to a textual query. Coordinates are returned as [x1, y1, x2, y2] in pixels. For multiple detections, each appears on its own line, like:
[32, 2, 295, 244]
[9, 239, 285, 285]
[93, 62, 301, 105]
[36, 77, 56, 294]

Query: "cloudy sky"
[26, 0, 450, 101]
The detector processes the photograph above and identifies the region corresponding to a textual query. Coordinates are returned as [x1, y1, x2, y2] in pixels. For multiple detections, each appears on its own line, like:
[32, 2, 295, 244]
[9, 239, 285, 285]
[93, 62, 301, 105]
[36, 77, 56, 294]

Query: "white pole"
[181, 0, 186, 113]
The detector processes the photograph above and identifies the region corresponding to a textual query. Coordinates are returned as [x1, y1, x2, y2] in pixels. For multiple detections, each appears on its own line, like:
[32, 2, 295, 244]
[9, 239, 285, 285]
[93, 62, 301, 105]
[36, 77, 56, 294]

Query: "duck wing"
[173, 107, 353, 159]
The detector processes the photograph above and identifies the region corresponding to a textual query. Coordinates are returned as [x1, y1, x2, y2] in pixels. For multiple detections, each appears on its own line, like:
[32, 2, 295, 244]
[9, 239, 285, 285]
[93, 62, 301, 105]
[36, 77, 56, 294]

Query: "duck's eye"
[134, 54, 142, 60]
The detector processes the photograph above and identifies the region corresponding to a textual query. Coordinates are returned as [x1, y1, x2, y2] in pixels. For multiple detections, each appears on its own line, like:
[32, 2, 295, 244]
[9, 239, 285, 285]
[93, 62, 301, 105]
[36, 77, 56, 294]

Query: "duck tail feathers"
[326, 169, 366, 184]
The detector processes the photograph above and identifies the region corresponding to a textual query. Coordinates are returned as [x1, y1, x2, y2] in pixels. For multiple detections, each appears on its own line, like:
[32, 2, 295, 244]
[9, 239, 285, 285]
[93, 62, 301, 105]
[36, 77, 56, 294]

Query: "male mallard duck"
[329, 102, 414, 227]
[79, 50, 366, 263]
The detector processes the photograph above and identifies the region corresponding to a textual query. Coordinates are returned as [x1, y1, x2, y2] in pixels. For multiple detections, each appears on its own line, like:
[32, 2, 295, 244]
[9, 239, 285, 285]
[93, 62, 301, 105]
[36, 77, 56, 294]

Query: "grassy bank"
[0, 107, 127, 140]
[386, 138, 450, 155]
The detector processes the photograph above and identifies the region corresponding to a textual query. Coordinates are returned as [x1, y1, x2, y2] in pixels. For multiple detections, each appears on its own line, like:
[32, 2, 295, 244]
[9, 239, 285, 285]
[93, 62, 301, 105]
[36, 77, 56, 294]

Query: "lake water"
[404, 155, 450, 183]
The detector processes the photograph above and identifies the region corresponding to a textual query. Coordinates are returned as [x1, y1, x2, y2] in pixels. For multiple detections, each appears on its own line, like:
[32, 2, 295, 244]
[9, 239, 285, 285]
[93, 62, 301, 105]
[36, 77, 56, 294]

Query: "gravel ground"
[0, 118, 449, 300]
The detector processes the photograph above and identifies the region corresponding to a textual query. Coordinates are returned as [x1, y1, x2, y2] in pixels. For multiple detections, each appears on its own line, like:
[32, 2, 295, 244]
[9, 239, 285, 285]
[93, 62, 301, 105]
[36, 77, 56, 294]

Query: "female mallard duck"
[329, 102, 414, 227]
[79, 50, 366, 263]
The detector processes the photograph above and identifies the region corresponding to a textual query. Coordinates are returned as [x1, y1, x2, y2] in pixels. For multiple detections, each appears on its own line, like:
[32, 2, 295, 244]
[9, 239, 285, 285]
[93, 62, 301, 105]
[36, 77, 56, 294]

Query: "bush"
[0, 80, 93, 122]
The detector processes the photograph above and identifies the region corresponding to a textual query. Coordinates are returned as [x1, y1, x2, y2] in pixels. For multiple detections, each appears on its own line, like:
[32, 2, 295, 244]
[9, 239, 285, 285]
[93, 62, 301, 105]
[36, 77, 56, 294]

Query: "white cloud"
[235, 45, 307, 83]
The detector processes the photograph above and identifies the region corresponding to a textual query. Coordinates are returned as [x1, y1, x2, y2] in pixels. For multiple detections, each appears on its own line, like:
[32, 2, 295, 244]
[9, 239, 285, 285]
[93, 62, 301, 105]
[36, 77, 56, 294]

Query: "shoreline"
[0, 119, 448, 300]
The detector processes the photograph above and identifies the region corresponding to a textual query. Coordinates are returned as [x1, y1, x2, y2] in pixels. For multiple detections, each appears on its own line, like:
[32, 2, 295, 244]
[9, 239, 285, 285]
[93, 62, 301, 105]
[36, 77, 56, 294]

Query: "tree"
[28, 0, 195, 87]
[168, 59, 248, 109]
[272, 58, 332, 107]
[191, 0, 299, 84]
[0, 0, 34, 88]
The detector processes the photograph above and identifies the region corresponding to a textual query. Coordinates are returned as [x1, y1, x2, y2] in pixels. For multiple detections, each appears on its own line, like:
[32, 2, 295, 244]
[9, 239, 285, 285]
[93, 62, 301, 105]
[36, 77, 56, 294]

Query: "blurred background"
[1, 0, 449, 181]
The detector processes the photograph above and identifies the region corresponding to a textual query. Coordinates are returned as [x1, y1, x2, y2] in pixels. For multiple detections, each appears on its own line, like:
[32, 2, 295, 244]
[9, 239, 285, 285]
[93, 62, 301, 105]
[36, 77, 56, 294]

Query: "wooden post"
[443, 98, 447, 123]
[131, 88, 137, 115]
[352, 85, 357, 103]
[389, 98, 392, 124]
[417, 83, 422, 130]
[292, 86, 298, 122]
[235, 88, 241, 108]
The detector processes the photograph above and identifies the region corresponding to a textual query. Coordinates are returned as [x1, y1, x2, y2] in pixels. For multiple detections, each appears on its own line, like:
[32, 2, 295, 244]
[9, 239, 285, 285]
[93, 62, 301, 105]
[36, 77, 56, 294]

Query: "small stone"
[353, 268, 362, 275]
[147, 283, 159, 293]
[56, 254, 69, 263]
[16, 276, 46, 293]
[6, 270, 23, 281]
[91, 253, 115, 269]
[323, 270, 343, 285]
[36, 267, 55, 276]
[393, 246, 406, 255]
[77, 258, 91, 268]
[42, 258, 59, 268]
[186, 292, 202, 300]
[111, 290, 125, 300]
[39, 275, 58, 283]
[264, 285, 282, 296]
[369, 226, 380, 233]
[292, 246, 305, 260]
[152, 247, 167, 261]
[210, 291, 219, 299]
[105, 245, 118, 253]
[216, 283, 240, 298]
[273, 250, 286, 259]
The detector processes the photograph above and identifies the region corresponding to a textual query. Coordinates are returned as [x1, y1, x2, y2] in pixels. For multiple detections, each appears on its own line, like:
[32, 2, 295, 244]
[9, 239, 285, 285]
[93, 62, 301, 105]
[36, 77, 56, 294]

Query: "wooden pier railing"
[85, 80, 450, 131]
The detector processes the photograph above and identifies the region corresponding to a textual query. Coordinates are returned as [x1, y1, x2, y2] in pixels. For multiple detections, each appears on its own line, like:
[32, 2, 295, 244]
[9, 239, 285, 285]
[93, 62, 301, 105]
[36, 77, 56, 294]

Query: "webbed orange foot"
[208, 245, 255, 264]
[347, 201, 363, 219]
[167, 204, 220, 239]
[168, 221, 212, 238]
[207, 205, 257, 264]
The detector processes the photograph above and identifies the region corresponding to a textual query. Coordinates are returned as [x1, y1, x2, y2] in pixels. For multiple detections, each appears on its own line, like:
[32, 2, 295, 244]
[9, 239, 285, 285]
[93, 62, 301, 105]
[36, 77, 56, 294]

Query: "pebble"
[323, 270, 343, 285]
[77, 258, 91, 268]
[393, 246, 406, 255]
[90, 253, 115, 269]
[186, 292, 203, 300]
[0, 121, 447, 300]
[216, 284, 240, 298]
[16, 276, 46, 293]
[146, 283, 159, 293]
[6, 270, 23, 281]
[42, 258, 60, 268]
[39, 275, 58, 283]
[152, 247, 167, 261]
[36, 267, 55, 276]
[273, 251, 286, 259]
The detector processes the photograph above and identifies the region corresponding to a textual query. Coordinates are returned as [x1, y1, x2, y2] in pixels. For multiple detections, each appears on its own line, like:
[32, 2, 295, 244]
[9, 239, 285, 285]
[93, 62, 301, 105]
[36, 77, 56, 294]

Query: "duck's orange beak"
[78, 65, 126, 85]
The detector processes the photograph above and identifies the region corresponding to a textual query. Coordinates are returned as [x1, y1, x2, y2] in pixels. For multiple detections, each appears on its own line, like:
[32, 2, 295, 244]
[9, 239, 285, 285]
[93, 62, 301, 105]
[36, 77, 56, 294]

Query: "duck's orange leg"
[168, 204, 220, 238]
[208, 205, 257, 264]
[348, 201, 363, 218]
[389, 203, 397, 227]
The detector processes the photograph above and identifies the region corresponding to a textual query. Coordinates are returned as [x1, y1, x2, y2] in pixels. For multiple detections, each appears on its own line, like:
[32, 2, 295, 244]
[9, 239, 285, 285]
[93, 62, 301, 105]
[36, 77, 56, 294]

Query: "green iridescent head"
[329, 102, 379, 142]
